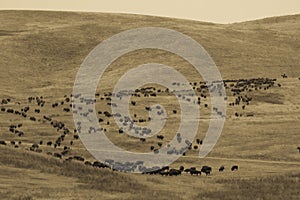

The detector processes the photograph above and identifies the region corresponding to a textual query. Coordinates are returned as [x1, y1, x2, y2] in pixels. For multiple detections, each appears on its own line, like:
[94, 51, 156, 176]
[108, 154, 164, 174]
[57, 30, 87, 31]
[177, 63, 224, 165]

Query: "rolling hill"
[0, 10, 299, 200]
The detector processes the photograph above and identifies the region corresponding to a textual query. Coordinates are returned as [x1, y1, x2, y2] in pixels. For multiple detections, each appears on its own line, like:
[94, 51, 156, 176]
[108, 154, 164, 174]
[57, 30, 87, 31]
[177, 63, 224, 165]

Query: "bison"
[93, 161, 110, 168]
[73, 156, 84, 162]
[168, 169, 182, 176]
[190, 168, 201, 175]
[157, 135, 164, 140]
[54, 153, 62, 159]
[231, 165, 238, 171]
[47, 141, 52, 146]
[219, 166, 225, 172]
[201, 166, 212, 175]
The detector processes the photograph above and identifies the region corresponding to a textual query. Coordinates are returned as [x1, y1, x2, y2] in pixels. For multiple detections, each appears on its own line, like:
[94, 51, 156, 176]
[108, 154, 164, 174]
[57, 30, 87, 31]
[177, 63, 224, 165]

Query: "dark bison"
[168, 169, 182, 176]
[219, 166, 225, 172]
[196, 139, 203, 145]
[0, 140, 7, 145]
[201, 166, 212, 175]
[157, 135, 164, 140]
[231, 165, 238, 171]
[7, 109, 14, 113]
[47, 141, 52, 146]
[54, 153, 62, 159]
[297, 147, 300, 153]
[93, 161, 110, 168]
[29, 116, 36, 121]
[140, 138, 146, 142]
[84, 161, 92, 166]
[179, 166, 184, 171]
[63, 108, 70, 112]
[73, 156, 84, 162]
[190, 169, 201, 175]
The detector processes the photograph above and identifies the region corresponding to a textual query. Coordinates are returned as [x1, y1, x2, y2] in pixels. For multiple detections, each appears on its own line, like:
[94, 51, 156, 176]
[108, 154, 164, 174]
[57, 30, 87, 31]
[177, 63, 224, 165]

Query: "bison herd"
[141, 165, 239, 176]
[0, 75, 298, 176]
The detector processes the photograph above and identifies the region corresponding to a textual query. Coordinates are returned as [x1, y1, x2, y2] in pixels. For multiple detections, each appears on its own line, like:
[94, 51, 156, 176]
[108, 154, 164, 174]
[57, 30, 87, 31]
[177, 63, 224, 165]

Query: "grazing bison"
[52, 103, 58, 108]
[93, 161, 110, 168]
[73, 156, 84, 162]
[219, 166, 225, 172]
[47, 141, 52, 146]
[84, 161, 92, 166]
[140, 138, 146, 142]
[65, 157, 73, 161]
[159, 171, 169, 176]
[54, 153, 62, 159]
[168, 169, 182, 176]
[196, 139, 203, 145]
[7, 109, 14, 113]
[23, 106, 30, 112]
[190, 169, 201, 175]
[179, 166, 184, 171]
[29, 116, 36, 121]
[231, 165, 238, 171]
[201, 166, 212, 175]
[63, 108, 70, 112]
[36, 149, 42, 153]
[0, 140, 7, 145]
[157, 135, 164, 140]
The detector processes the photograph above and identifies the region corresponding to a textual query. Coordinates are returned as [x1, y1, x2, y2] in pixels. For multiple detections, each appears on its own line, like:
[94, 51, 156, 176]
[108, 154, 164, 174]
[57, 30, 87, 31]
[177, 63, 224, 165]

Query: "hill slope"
[0, 10, 299, 95]
[0, 11, 299, 200]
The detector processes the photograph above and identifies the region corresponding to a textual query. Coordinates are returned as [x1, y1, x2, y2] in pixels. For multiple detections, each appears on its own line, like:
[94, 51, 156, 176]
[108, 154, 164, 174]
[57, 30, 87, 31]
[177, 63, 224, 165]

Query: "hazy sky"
[1, 0, 300, 23]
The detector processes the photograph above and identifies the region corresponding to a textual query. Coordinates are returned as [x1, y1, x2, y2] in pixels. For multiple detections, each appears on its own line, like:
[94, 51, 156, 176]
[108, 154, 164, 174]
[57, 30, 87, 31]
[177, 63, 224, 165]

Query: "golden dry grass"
[0, 10, 299, 199]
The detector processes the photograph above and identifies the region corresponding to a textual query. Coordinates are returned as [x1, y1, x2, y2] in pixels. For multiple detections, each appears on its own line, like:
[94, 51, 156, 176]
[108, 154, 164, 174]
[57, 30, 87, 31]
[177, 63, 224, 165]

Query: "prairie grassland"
[0, 10, 299, 199]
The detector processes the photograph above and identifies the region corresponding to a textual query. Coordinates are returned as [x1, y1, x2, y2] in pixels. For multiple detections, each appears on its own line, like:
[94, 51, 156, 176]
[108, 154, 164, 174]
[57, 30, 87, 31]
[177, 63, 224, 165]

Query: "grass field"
[0, 10, 299, 199]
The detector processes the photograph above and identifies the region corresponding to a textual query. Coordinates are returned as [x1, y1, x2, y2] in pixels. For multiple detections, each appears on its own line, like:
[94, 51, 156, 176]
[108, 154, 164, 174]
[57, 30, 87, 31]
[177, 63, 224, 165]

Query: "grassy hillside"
[0, 10, 299, 200]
